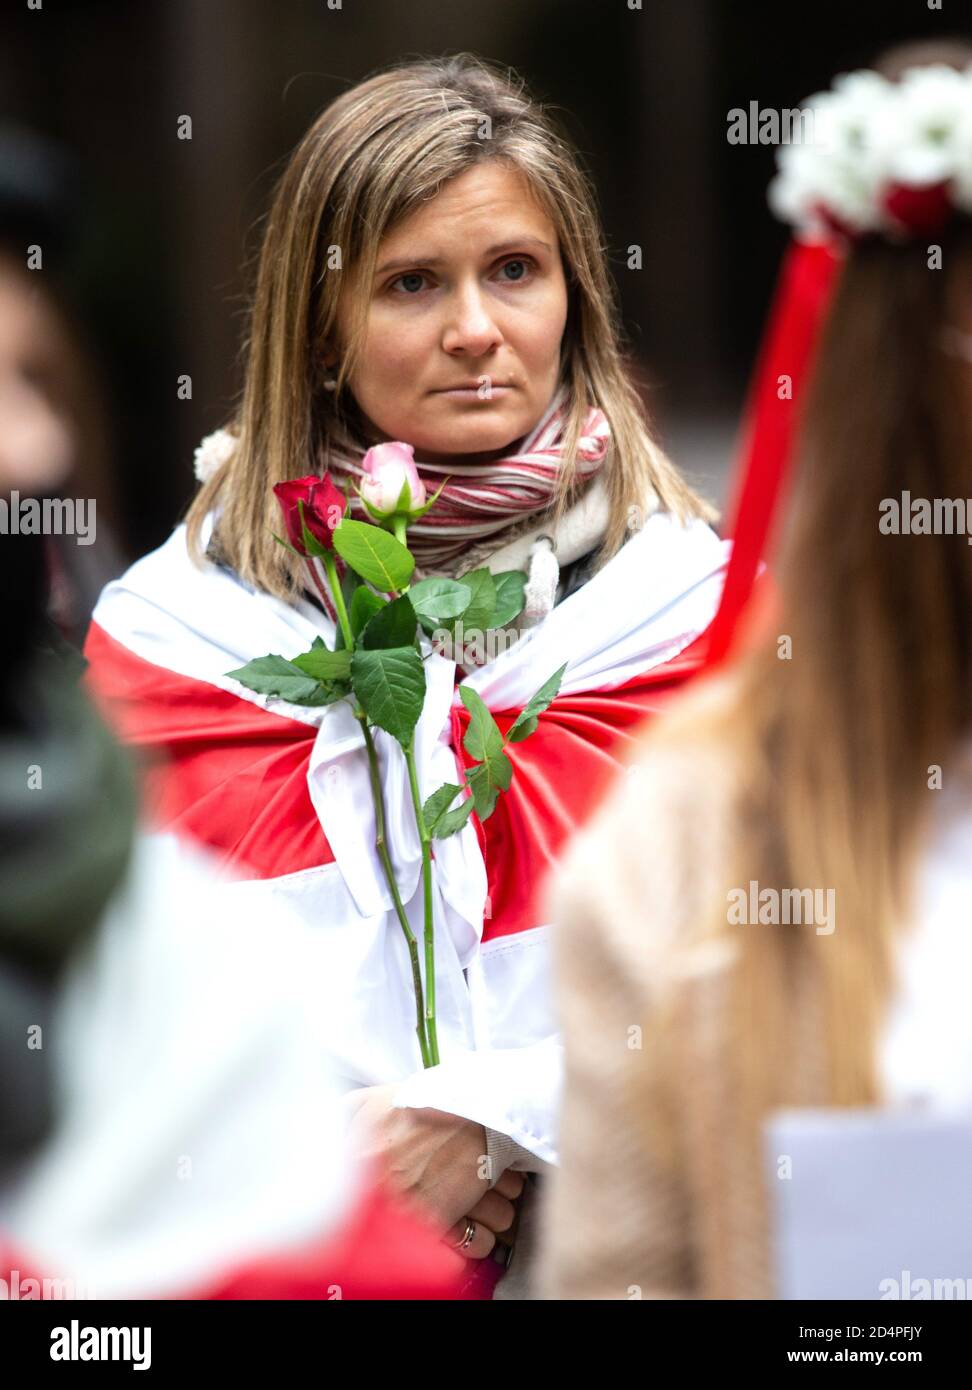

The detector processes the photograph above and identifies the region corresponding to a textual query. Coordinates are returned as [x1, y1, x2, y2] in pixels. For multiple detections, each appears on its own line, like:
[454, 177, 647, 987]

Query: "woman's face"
[332, 161, 569, 463]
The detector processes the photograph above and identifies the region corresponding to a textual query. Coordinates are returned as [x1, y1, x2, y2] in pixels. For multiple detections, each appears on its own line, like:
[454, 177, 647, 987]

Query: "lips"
[432, 381, 512, 393]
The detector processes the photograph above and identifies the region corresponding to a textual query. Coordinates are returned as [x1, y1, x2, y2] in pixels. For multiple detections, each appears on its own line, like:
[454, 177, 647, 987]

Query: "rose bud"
[273, 474, 347, 555]
[358, 442, 428, 523]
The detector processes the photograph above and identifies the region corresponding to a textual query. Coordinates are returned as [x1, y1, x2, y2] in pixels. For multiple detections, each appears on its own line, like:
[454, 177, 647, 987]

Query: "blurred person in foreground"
[540, 57, 972, 1298]
[0, 141, 460, 1301]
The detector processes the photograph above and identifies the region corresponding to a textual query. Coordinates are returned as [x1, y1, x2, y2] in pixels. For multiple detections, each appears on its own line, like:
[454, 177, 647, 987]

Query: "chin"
[419, 408, 532, 453]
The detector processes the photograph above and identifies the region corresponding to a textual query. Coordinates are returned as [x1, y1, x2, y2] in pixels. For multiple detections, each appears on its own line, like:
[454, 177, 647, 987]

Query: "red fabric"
[0, 1237, 43, 1296]
[182, 1177, 465, 1301]
[83, 622, 333, 881]
[704, 238, 842, 666]
[453, 646, 708, 942]
[0, 1179, 469, 1301]
[83, 616, 711, 942]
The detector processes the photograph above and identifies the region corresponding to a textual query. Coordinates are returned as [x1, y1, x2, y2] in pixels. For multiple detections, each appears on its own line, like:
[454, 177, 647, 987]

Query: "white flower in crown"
[768, 63, 972, 241]
[876, 64, 972, 189]
[770, 77, 890, 238]
[193, 427, 237, 483]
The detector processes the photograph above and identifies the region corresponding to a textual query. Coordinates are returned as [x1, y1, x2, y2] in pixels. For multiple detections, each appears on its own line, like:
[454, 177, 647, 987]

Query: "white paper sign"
[764, 1109, 972, 1300]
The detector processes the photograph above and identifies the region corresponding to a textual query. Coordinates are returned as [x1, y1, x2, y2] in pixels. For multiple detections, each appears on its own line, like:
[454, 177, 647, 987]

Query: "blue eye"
[387, 256, 536, 296]
[393, 272, 427, 294]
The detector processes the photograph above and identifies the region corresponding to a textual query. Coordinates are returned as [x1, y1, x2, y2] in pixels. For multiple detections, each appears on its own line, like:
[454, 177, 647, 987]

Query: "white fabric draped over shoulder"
[0, 832, 359, 1297]
[86, 510, 731, 1165]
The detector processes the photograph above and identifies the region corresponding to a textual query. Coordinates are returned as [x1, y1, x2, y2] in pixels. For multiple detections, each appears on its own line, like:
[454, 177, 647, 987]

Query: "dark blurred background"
[3, 0, 968, 581]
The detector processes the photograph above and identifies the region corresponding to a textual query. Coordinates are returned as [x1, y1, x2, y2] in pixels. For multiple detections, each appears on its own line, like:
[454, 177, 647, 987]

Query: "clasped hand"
[344, 1083, 525, 1259]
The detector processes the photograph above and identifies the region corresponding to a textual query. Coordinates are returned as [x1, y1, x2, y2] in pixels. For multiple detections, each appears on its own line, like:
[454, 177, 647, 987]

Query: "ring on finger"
[449, 1218, 476, 1252]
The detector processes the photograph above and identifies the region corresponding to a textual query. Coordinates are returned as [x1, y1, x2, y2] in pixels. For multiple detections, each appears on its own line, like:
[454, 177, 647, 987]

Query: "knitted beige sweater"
[535, 674, 830, 1300]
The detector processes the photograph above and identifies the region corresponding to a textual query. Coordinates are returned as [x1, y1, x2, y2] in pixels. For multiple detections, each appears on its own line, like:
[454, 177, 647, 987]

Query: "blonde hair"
[184, 52, 712, 602]
[645, 216, 972, 1139]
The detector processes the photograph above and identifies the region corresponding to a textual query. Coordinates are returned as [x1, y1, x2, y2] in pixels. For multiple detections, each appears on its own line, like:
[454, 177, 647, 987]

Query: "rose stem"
[405, 735, 438, 1066]
[311, 553, 432, 1069]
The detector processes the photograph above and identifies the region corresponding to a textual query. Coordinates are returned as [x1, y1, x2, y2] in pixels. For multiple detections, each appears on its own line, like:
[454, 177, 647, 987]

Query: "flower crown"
[768, 63, 972, 242]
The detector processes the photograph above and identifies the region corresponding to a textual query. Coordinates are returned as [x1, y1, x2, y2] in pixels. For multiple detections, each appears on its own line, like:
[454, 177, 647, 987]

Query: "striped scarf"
[324, 387, 611, 577]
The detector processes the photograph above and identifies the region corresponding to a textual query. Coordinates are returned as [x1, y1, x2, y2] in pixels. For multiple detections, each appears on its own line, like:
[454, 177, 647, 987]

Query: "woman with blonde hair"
[82, 52, 727, 1297]
[540, 59, 972, 1298]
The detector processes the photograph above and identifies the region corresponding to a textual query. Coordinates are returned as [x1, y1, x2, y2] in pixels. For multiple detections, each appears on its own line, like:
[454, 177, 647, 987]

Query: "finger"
[467, 1190, 516, 1235]
[492, 1169, 526, 1201]
[443, 1218, 496, 1261]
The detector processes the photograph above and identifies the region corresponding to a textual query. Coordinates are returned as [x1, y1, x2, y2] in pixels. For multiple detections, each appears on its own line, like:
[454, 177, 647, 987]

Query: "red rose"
[273, 475, 347, 554]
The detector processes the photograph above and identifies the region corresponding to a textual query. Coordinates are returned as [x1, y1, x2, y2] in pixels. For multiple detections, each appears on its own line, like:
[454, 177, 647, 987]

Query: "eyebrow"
[375, 236, 553, 276]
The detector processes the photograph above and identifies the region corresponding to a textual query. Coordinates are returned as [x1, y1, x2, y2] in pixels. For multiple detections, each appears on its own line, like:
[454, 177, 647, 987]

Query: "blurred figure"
[0, 138, 460, 1303]
[540, 60, 972, 1297]
[0, 827, 463, 1299]
[0, 124, 125, 645]
[0, 131, 139, 1180]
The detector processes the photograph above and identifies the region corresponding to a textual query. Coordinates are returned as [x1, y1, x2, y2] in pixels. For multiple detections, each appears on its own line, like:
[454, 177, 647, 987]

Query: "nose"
[441, 278, 504, 357]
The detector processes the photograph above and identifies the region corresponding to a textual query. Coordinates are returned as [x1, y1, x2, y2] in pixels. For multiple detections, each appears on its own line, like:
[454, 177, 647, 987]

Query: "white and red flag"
[82, 506, 730, 1159]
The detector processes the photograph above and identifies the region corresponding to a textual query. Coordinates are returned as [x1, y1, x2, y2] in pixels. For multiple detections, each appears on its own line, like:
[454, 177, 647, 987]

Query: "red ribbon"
[704, 237, 842, 665]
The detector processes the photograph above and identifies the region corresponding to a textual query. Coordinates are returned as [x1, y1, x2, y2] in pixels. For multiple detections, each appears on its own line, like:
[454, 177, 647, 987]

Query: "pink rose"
[359, 442, 427, 520]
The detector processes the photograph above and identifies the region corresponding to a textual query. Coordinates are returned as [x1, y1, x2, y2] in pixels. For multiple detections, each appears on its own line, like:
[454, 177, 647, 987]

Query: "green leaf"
[333, 519, 414, 591]
[409, 577, 471, 626]
[271, 530, 302, 556]
[292, 647, 353, 681]
[350, 585, 387, 639]
[307, 634, 348, 671]
[311, 682, 354, 707]
[360, 594, 417, 650]
[225, 654, 340, 707]
[405, 474, 450, 522]
[489, 571, 527, 628]
[466, 755, 512, 821]
[459, 686, 512, 818]
[507, 662, 568, 743]
[350, 645, 426, 745]
[422, 782, 463, 832]
[435, 795, 475, 838]
[455, 568, 496, 633]
[298, 500, 333, 559]
[459, 685, 504, 763]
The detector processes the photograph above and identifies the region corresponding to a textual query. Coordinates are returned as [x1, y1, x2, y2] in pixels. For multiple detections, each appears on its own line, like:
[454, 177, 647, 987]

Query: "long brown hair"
[184, 52, 711, 602]
[651, 217, 972, 1133]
